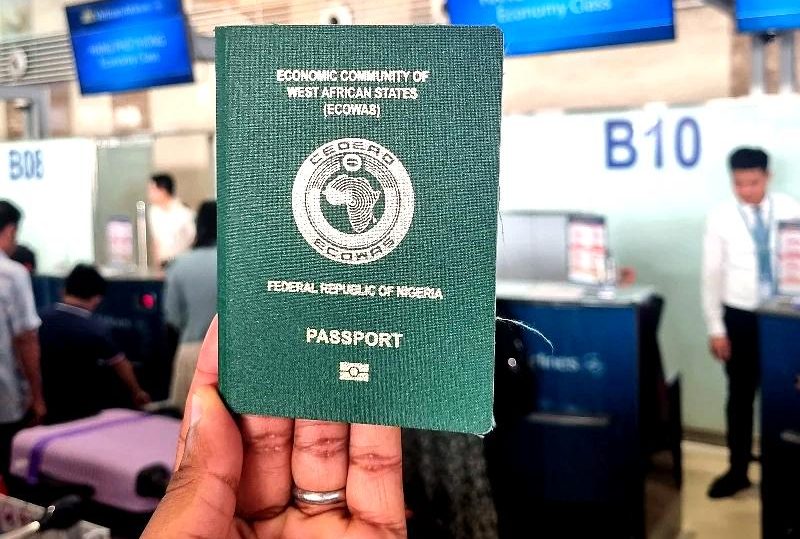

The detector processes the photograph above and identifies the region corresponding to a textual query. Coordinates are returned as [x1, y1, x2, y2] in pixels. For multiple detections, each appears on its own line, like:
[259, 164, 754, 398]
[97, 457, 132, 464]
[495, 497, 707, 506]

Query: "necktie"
[752, 204, 773, 290]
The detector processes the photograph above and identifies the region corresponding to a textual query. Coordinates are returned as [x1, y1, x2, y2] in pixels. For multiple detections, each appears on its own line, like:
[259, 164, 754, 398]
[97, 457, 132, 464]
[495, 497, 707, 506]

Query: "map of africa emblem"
[292, 138, 415, 265]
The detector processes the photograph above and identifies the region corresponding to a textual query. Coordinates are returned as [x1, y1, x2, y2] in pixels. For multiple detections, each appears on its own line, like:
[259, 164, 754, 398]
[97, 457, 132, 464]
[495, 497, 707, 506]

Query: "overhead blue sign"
[447, 0, 675, 56]
[737, 0, 800, 32]
[66, 0, 183, 30]
[66, 0, 193, 94]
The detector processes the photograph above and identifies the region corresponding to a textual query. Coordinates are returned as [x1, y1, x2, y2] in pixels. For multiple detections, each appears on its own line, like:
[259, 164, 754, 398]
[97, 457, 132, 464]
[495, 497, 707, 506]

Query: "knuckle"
[294, 425, 348, 459]
[350, 508, 406, 535]
[294, 500, 347, 517]
[295, 436, 348, 459]
[242, 422, 293, 456]
[349, 450, 402, 475]
[237, 504, 287, 521]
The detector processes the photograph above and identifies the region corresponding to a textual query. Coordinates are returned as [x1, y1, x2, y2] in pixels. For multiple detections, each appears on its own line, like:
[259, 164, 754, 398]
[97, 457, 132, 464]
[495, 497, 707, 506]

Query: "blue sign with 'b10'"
[605, 116, 702, 170]
[447, 0, 675, 56]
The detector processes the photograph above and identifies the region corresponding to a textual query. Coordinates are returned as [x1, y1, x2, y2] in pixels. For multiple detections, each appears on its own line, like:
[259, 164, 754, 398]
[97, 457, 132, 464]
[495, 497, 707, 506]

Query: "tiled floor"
[680, 441, 761, 539]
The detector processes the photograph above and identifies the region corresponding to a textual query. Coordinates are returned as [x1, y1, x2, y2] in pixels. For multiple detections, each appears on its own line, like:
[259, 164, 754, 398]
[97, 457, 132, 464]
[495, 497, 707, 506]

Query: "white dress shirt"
[148, 199, 196, 264]
[0, 251, 41, 423]
[702, 192, 800, 336]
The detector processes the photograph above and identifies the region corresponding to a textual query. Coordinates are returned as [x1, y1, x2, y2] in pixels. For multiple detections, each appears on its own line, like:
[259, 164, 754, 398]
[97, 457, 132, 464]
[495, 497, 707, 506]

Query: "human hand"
[28, 396, 46, 426]
[142, 317, 406, 538]
[133, 389, 152, 408]
[618, 267, 637, 286]
[709, 336, 731, 362]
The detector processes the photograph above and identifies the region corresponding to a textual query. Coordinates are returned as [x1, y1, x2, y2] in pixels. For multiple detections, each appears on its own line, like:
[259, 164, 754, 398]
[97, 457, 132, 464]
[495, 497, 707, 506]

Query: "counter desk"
[31, 272, 172, 401]
[489, 280, 681, 539]
[758, 300, 800, 539]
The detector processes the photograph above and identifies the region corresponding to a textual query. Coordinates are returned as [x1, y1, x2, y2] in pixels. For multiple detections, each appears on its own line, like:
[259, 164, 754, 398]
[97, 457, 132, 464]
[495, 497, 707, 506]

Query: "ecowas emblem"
[292, 138, 415, 265]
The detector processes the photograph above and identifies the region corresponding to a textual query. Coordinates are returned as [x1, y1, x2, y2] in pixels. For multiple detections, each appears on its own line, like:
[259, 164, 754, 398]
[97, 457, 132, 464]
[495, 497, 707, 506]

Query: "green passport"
[217, 25, 502, 434]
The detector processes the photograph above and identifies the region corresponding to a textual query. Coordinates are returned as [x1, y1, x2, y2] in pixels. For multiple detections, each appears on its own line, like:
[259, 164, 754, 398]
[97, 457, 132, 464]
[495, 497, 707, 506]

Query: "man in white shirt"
[0, 200, 45, 480]
[702, 148, 800, 498]
[147, 173, 196, 268]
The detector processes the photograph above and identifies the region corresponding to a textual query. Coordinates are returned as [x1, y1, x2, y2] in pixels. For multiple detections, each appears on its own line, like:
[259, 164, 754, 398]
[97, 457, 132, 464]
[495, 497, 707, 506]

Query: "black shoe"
[707, 472, 751, 499]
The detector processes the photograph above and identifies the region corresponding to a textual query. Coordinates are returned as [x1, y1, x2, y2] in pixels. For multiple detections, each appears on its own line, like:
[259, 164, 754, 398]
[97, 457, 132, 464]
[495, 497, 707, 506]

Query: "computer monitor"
[777, 220, 800, 297]
[736, 0, 800, 33]
[66, 0, 194, 95]
[567, 215, 609, 286]
[496, 212, 569, 281]
[447, 0, 675, 56]
[105, 216, 134, 268]
[496, 211, 608, 284]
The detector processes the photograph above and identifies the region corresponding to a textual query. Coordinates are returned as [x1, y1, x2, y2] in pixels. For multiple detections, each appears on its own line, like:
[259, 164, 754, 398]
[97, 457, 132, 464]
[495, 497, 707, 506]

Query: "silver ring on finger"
[292, 486, 346, 505]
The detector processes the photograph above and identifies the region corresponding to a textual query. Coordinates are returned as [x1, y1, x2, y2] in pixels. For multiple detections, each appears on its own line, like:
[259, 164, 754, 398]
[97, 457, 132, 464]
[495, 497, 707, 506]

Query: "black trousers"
[723, 306, 761, 477]
[0, 415, 28, 481]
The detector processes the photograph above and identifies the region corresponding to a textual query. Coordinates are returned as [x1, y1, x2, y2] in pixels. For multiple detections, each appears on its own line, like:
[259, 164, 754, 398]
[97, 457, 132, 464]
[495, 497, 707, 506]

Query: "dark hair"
[729, 147, 769, 172]
[194, 200, 217, 248]
[11, 245, 36, 271]
[65, 264, 108, 300]
[150, 173, 175, 196]
[0, 200, 22, 231]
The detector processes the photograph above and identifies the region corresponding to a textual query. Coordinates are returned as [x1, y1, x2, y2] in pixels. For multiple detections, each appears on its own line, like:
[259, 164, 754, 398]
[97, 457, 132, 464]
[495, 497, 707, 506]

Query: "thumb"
[143, 385, 243, 538]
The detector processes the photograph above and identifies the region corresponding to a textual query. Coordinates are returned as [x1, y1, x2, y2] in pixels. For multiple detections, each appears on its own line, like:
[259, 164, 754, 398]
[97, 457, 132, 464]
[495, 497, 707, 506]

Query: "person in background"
[10, 245, 36, 274]
[702, 147, 800, 498]
[39, 264, 150, 424]
[0, 201, 44, 480]
[164, 200, 217, 408]
[147, 173, 196, 269]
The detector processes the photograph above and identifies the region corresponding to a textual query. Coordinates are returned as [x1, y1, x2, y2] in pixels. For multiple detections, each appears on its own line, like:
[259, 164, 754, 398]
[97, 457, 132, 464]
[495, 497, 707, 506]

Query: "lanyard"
[736, 196, 773, 248]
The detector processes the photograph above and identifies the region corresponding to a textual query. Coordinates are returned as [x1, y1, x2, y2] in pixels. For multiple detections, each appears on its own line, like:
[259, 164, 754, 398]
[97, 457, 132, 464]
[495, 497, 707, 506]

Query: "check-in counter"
[489, 280, 681, 539]
[758, 300, 800, 539]
[31, 272, 171, 401]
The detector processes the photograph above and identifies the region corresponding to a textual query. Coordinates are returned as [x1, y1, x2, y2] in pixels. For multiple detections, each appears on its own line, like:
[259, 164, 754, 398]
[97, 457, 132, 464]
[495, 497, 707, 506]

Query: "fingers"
[237, 415, 294, 520]
[346, 424, 406, 535]
[191, 315, 221, 389]
[291, 420, 350, 514]
[175, 317, 219, 470]
[712, 340, 731, 362]
[722, 341, 732, 361]
[143, 385, 243, 539]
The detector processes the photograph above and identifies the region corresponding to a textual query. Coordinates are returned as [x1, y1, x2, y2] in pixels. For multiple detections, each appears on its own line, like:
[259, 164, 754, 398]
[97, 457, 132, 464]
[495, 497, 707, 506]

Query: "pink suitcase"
[9, 409, 180, 513]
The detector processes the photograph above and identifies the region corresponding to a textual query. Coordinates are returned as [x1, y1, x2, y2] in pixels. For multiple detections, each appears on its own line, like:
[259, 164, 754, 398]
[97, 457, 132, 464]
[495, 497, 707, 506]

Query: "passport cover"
[216, 25, 502, 433]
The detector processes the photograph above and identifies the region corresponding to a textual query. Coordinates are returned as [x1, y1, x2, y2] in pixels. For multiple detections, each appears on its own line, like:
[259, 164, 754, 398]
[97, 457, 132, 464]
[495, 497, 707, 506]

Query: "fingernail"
[190, 394, 203, 428]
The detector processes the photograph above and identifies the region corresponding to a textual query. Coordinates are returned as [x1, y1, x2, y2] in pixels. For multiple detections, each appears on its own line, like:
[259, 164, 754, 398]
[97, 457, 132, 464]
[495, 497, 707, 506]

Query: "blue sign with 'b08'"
[447, 0, 675, 56]
[8, 149, 44, 181]
[737, 0, 800, 32]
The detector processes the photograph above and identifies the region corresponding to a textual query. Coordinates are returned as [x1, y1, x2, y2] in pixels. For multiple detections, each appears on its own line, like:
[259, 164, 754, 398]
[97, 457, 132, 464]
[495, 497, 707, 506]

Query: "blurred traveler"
[39, 264, 150, 424]
[10, 245, 36, 274]
[164, 200, 217, 408]
[0, 201, 44, 480]
[147, 173, 196, 268]
[702, 147, 800, 498]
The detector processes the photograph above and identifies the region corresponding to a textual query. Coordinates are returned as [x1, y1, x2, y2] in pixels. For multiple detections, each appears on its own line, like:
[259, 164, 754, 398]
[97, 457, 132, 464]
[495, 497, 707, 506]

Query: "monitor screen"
[496, 212, 570, 282]
[105, 217, 134, 267]
[446, 0, 675, 56]
[66, 0, 194, 94]
[737, 0, 800, 32]
[566, 215, 608, 286]
[777, 220, 800, 297]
